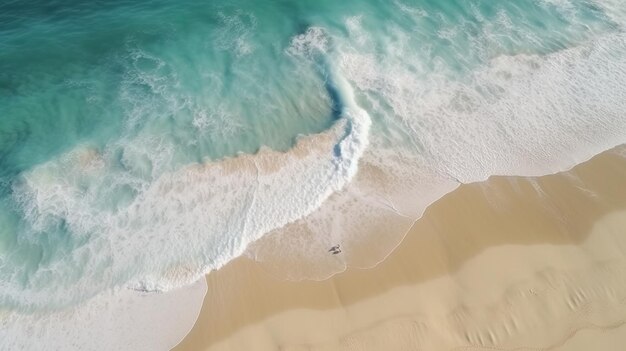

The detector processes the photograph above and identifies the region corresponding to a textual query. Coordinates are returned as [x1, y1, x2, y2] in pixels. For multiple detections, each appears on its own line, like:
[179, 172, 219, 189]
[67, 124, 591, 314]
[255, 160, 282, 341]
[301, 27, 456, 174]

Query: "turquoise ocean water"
[1, 0, 625, 342]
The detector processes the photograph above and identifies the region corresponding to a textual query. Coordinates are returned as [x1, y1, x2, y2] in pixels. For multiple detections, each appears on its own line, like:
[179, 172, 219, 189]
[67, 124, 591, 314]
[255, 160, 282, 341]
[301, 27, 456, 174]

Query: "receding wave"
[247, 9, 626, 279]
[6, 64, 370, 309]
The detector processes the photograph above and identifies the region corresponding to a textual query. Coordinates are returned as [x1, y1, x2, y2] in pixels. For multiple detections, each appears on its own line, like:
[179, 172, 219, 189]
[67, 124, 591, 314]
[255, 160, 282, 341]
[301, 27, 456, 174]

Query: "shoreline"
[174, 145, 626, 350]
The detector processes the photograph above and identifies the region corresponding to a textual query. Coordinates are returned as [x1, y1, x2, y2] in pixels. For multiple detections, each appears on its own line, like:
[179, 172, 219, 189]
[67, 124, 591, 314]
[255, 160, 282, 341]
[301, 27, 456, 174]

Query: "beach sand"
[174, 147, 626, 351]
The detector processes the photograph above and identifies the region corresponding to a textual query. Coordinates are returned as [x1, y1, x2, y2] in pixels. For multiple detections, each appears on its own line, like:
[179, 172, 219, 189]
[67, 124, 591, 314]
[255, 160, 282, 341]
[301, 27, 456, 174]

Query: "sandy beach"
[174, 147, 626, 351]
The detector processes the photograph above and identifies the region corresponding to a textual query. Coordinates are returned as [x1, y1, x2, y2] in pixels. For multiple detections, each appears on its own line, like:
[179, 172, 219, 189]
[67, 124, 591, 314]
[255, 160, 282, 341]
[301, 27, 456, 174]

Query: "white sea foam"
[213, 11, 258, 57]
[286, 27, 329, 57]
[8, 6, 626, 296]
[5, 24, 371, 307]
[1, 57, 371, 349]
[0, 280, 206, 351]
[246, 18, 626, 279]
[3, 3, 626, 348]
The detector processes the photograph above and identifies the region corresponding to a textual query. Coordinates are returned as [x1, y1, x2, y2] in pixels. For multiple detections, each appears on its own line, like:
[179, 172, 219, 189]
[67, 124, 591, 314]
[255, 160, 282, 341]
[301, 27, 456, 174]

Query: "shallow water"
[1, 0, 626, 348]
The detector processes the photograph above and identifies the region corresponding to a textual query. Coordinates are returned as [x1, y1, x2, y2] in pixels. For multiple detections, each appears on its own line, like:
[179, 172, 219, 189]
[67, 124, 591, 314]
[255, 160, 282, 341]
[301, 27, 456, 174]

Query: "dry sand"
[174, 147, 626, 351]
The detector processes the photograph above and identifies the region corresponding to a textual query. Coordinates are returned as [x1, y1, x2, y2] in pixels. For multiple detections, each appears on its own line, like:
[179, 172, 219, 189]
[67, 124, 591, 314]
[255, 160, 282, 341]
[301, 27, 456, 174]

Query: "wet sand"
[174, 147, 626, 351]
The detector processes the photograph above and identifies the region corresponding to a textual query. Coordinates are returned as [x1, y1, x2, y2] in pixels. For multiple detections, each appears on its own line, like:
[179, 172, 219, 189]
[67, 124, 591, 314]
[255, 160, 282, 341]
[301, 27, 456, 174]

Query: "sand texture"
[174, 147, 626, 351]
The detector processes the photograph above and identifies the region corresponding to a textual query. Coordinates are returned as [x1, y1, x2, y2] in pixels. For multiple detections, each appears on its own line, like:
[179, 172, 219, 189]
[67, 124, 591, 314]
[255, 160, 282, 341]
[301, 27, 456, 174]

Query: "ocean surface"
[1, 0, 625, 349]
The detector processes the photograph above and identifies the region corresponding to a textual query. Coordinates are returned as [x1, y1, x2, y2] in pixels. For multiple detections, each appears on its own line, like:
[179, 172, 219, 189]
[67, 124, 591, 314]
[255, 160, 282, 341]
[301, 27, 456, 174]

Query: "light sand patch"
[174, 147, 626, 351]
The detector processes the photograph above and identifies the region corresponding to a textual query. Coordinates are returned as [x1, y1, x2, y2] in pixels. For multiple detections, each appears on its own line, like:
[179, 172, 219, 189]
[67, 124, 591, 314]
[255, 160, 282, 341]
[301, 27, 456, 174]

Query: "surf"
[1, 0, 626, 349]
